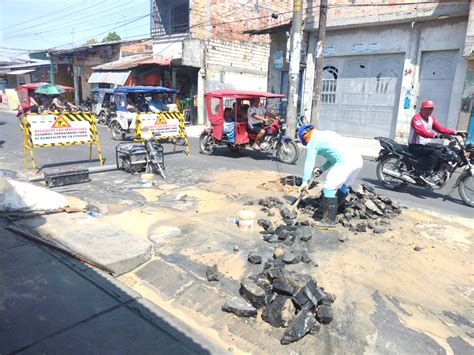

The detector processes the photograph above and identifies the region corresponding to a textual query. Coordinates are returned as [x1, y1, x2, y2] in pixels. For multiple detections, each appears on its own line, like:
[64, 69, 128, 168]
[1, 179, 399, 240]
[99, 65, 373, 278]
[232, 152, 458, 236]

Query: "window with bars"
[151, 0, 189, 37]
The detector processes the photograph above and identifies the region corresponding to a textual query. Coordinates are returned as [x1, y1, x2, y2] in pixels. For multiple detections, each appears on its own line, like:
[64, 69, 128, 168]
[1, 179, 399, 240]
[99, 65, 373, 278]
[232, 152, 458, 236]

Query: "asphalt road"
[0, 110, 472, 218]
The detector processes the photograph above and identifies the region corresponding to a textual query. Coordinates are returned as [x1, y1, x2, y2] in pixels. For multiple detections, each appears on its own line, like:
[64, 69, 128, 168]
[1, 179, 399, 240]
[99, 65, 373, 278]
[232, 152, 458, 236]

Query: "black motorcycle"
[375, 135, 474, 207]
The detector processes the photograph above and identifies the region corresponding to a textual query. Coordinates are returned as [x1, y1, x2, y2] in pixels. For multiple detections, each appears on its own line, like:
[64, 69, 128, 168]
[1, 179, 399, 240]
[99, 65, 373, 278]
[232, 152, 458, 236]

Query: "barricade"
[133, 111, 190, 155]
[23, 112, 103, 171]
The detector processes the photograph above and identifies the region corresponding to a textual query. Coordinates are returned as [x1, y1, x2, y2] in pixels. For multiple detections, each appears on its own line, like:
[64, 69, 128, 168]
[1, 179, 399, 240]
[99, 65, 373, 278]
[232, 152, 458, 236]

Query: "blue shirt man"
[148, 93, 165, 112]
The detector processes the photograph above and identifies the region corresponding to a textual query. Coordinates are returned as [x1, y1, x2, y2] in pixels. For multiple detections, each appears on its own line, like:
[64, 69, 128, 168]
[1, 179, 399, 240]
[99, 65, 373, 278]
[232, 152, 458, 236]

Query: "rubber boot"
[336, 190, 348, 213]
[314, 197, 338, 229]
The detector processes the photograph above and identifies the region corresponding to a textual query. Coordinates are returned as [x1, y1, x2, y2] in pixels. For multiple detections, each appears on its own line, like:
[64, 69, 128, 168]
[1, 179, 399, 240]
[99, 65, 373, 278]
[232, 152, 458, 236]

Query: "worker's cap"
[421, 100, 435, 109]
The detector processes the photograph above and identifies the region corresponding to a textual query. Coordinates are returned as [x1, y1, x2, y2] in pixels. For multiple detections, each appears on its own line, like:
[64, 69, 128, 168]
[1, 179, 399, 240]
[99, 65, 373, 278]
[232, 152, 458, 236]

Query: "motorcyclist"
[408, 100, 467, 185]
[247, 98, 276, 150]
[298, 125, 363, 229]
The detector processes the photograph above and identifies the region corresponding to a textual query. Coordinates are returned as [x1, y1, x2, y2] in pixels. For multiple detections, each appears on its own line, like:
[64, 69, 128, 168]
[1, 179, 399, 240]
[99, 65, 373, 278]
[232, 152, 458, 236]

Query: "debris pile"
[258, 175, 319, 194]
[222, 260, 335, 344]
[299, 183, 402, 233]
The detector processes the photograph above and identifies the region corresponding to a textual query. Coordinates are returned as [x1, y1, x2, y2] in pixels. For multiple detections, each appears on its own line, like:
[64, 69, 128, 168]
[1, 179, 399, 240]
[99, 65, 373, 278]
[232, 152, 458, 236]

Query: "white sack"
[0, 179, 68, 212]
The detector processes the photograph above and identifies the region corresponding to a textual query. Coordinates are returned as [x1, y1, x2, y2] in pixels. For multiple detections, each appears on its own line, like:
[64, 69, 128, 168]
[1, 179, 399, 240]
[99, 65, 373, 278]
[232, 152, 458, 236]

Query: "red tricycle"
[199, 89, 299, 164]
[16, 82, 74, 128]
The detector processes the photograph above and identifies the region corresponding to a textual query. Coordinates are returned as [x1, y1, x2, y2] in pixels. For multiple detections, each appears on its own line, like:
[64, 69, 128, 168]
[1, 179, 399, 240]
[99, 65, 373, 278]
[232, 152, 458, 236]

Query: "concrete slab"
[0, 243, 119, 353]
[11, 213, 153, 275]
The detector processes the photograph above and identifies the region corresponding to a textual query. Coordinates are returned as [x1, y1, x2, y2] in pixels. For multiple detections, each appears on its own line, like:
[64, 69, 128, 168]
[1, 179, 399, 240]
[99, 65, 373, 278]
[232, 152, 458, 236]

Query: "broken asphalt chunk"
[247, 251, 263, 264]
[316, 304, 334, 325]
[282, 251, 300, 264]
[299, 253, 312, 264]
[240, 277, 267, 308]
[257, 218, 274, 232]
[222, 297, 257, 318]
[280, 207, 297, 220]
[261, 295, 296, 328]
[263, 234, 281, 243]
[206, 264, 221, 282]
[280, 309, 318, 345]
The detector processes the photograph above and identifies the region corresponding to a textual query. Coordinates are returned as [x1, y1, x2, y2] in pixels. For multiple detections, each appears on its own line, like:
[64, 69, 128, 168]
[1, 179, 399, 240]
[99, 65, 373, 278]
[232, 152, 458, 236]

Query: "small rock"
[267, 210, 276, 217]
[300, 253, 312, 263]
[316, 304, 334, 324]
[324, 292, 337, 304]
[280, 207, 297, 220]
[258, 219, 274, 232]
[282, 251, 299, 264]
[240, 278, 267, 308]
[263, 234, 281, 243]
[273, 247, 285, 260]
[243, 200, 255, 206]
[222, 297, 257, 318]
[364, 200, 383, 215]
[362, 183, 375, 193]
[263, 259, 285, 270]
[262, 295, 296, 328]
[414, 246, 423, 251]
[355, 223, 367, 233]
[248, 251, 262, 264]
[373, 227, 386, 234]
[233, 245, 240, 253]
[280, 309, 318, 345]
[206, 264, 221, 282]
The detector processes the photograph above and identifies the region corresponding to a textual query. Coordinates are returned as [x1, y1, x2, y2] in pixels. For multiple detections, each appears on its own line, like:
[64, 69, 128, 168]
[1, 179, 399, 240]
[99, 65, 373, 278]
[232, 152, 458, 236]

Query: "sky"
[0, 0, 150, 62]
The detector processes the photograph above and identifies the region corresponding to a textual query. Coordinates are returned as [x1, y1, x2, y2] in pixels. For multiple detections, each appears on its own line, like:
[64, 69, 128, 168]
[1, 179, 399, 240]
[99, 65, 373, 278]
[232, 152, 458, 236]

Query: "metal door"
[418, 50, 458, 126]
[319, 54, 404, 138]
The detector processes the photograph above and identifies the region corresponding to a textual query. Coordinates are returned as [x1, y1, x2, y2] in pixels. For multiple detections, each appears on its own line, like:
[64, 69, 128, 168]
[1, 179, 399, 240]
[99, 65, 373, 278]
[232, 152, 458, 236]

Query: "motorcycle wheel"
[227, 144, 241, 152]
[376, 154, 409, 189]
[110, 121, 125, 141]
[199, 132, 216, 155]
[97, 111, 108, 126]
[458, 173, 474, 207]
[276, 141, 299, 164]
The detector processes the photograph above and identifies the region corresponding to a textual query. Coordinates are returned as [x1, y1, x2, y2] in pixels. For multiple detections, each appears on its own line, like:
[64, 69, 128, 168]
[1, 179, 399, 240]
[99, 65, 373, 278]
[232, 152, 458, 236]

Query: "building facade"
[260, 0, 471, 140]
[150, 0, 293, 124]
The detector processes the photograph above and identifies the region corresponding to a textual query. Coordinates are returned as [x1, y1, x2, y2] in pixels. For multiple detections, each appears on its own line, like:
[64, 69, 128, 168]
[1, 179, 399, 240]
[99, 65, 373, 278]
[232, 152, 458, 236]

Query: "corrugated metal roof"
[92, 54, 173, 71]
[88, 71, 131, 85]
[6, 69, 35, 75]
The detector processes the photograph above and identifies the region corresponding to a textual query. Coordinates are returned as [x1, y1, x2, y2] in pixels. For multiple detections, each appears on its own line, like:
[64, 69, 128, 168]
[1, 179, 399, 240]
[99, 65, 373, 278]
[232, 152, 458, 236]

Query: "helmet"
[421, 100, 435, 109]
[298, 124, 314, 146]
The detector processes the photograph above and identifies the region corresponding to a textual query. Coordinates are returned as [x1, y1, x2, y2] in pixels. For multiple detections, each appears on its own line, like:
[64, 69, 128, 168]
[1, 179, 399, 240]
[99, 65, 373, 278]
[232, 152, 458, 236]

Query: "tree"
[86, 38, 98, 45]
[102, 32, 121, 43]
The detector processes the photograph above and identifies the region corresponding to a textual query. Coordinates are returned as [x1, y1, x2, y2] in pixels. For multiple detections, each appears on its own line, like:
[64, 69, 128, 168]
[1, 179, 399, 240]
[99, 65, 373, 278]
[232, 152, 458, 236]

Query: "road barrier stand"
[133, 111, 190, 155]
[23, 112, 103, 171]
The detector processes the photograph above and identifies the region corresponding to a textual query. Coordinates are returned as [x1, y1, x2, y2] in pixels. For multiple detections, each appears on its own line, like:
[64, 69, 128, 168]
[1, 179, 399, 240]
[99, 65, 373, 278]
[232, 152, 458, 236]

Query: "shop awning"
[92, 54, 173, 71]
[88, 71, 130, 85]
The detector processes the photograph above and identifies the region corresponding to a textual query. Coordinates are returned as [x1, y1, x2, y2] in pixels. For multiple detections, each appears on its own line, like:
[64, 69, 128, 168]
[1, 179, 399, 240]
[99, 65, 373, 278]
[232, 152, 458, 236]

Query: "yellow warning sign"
[155, 115, 167, 125]
[51, 114, 71, 128]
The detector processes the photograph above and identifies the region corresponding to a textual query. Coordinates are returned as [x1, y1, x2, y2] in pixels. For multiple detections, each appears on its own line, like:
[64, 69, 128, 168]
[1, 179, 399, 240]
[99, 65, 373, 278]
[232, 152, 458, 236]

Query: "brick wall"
[189, 0, 292, 42]
[206, 38, 269, 72]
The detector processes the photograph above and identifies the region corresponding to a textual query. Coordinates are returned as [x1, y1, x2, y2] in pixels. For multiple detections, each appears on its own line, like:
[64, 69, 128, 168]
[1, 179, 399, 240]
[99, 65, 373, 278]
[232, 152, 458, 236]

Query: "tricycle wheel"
[110, 121, 125, 141]
[97, 111, 108, 126]
[227, 144, 241, 152]
[277, 140, 299, 164]
[199, 132, 216, 155]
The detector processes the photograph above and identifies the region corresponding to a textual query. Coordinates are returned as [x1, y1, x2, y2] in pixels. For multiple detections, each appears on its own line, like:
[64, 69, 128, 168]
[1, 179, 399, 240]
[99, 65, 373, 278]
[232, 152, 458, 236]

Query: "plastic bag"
[0, 179, 68, 212]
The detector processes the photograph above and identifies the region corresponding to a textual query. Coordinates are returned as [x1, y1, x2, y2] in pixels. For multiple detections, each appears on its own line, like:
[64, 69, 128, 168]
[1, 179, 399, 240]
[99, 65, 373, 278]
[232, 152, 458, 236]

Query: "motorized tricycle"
[91, 88, 115, 126]
[108, 85, 179, 141]
[16, 82, 74, 128]
[199, 89, 299, 164]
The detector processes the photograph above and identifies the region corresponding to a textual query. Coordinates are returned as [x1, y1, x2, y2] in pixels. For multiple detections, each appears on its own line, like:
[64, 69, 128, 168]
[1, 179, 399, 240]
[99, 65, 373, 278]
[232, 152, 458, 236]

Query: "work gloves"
[298, 168, 323, 193]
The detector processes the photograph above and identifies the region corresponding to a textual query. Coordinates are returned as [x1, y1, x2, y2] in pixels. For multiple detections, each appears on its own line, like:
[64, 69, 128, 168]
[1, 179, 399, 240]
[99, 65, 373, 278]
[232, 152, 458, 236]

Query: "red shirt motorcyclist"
[408, 100, 465, 185]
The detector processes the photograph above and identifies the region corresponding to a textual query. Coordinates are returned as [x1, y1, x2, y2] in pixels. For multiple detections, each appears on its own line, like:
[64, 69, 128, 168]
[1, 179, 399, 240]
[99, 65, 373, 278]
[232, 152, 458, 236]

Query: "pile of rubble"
[222, 258, 335, 344]
[299, 183, 402, 233]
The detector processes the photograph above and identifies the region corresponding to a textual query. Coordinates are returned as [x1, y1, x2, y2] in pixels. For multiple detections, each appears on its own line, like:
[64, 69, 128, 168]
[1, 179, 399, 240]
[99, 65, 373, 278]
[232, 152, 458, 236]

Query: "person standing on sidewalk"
[298, 125, 363, 229]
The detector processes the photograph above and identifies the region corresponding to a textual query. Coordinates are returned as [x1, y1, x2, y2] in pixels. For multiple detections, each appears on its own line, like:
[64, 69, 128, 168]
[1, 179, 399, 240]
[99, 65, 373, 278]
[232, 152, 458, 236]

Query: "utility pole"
[310, 0, 328, 126]
[286, 0, 303, 139]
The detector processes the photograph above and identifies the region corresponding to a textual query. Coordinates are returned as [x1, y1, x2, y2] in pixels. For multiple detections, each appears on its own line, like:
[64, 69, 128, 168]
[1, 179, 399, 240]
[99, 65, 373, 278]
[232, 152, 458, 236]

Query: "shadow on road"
[0, 212, 216, 353]
[361, 177, 464, 206]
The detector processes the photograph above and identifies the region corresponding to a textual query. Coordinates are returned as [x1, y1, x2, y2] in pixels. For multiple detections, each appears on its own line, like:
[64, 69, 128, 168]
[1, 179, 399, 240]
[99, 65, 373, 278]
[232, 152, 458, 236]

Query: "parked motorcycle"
[200, 117, 299, 164]
[375, 135, 474, 207]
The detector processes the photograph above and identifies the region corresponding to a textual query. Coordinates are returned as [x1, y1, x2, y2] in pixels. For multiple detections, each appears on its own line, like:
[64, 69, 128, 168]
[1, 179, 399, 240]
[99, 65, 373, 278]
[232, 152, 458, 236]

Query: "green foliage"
[86, 38, 98, 45]
[102, 31, 121, 43]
